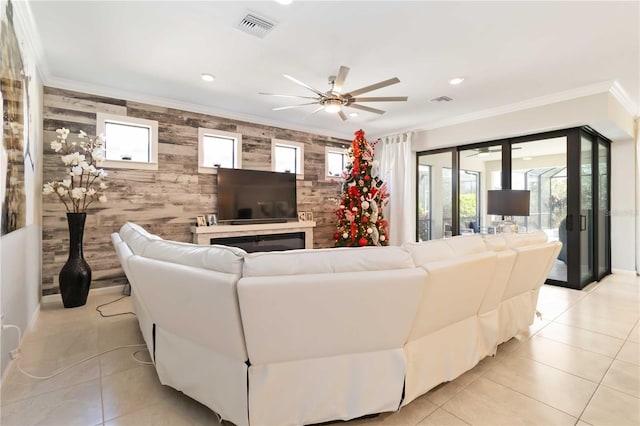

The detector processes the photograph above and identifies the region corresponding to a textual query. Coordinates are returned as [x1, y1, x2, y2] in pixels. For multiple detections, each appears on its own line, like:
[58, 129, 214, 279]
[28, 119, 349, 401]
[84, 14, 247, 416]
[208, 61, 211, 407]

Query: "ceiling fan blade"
[283, 74, 325, 96]
[345, 77, 400, 97]
[351, 96, 408, 103]
[272, 102, 319, 111]
[303, 106, 325, 120]
[348, 104, 386, 115]
[338, 110, 348, 121]
[332, 66, 350, 94]
[259, 92, 318, 100]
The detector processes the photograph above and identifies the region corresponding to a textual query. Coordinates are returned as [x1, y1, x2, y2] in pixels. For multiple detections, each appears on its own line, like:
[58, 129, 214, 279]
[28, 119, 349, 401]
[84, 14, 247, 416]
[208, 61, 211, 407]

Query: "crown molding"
[43, 76, 352, 141]
[12, 0, 50, 82]
[418, 80, 632, 132]
[610, 80, 639, 117]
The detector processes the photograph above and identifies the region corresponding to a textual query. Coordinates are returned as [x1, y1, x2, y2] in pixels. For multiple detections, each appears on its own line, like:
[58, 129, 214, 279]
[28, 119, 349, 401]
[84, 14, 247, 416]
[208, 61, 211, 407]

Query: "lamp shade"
[487, 190, 530, 216]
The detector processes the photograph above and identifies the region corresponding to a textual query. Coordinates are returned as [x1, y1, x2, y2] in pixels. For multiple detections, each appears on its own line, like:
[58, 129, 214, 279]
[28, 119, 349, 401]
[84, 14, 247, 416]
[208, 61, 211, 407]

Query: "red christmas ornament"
[333, 232, 340, 240]
[358, 237, 368, 246]
[362, 217, 369, 223]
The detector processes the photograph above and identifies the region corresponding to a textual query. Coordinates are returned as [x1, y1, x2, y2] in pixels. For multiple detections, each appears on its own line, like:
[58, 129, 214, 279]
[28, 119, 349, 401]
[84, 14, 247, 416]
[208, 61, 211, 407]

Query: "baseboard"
[611, 268, 638, 276]
[41, 285, 124, 304]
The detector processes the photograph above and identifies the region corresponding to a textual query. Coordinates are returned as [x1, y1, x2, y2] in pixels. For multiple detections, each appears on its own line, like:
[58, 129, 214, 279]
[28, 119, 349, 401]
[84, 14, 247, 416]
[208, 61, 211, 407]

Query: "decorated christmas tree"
[334, 129, 389, 247]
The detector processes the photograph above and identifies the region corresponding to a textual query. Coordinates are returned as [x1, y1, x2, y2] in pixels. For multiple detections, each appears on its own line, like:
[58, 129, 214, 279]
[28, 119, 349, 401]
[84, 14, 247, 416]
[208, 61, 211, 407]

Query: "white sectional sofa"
[111, 222, 561, 426]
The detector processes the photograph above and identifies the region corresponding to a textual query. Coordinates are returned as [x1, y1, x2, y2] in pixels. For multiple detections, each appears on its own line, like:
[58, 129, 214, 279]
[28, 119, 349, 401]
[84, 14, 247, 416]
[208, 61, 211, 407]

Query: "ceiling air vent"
[238, 13, 276, 38]
[429, 96, 453, 103]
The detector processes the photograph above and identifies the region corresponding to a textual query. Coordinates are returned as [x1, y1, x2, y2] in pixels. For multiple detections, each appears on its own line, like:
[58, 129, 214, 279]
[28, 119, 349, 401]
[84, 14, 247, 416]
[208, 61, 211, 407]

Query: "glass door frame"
[415, 127, 611, 289]
[415, 147, 457, 241]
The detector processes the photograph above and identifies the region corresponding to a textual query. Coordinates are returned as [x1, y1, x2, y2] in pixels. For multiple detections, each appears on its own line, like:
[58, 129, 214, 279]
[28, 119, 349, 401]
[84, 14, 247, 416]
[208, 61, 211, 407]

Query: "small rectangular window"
[325, 147, 347, 179]
[272, 139, 304, 179]
[97, 112, 158, 170]
[198, 128, 242, 173]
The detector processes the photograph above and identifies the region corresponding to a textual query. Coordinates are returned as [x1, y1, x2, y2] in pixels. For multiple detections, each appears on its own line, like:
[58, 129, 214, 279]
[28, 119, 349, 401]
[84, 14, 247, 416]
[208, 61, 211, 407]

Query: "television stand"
[190, 221, 316, 249]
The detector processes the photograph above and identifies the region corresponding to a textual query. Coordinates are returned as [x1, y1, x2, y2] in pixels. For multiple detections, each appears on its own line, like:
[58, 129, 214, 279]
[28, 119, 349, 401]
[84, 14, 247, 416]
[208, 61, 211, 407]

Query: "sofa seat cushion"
[242, 246, 415, 277]
[143, 239, 246, 276]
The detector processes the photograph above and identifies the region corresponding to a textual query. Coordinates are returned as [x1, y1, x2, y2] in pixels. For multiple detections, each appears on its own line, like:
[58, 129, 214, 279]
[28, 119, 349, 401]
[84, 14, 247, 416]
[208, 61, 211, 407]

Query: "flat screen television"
[216, 168, 297, 224]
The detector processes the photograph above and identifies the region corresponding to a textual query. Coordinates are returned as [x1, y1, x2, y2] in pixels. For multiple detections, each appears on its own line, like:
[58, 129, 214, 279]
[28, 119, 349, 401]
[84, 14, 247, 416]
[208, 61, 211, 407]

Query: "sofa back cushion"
[143, 239, 246, 276]
[402, 240, 455, 265]
[119, 222, 162, 255]
[242, 246, 415, 277]
[445, 235, 488, 256]
[502, 230, 548, 248]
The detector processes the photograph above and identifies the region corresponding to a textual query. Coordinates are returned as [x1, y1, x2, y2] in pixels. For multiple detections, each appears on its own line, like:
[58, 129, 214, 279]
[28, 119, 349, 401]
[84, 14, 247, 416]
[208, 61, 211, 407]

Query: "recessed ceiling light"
[200, 73, 215, 82]
[275, 0, 293, 4]
[523, 157, 533, 161]
[349, 112, 358, 117]
[448, 77, 465, 85]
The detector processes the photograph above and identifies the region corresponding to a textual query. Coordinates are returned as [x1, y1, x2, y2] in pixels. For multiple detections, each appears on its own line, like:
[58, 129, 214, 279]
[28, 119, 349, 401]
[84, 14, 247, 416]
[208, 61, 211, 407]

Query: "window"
[272, 139, 304, 179]
[198, 128, 242, 173]
[325, 147, 347, 179]
[96, 112, 158, 170]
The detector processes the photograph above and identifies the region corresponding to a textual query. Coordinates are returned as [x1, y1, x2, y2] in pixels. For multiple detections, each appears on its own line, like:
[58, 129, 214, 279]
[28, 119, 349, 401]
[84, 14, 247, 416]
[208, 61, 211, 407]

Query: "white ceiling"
[26, 0, 639, 140]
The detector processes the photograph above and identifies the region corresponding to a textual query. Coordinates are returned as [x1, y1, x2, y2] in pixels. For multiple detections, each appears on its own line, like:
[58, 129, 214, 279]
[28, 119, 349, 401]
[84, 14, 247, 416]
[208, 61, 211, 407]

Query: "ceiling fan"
[260, 66, 408, 120]
[466, 146, 521, 157]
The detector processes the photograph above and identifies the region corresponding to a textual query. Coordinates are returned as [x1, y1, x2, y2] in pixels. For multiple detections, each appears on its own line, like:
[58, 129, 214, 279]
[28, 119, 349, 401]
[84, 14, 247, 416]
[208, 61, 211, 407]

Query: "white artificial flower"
[57, 128, 70, 139]
[80, 161, 90, 170]
[70, 187, 85, 199]
[78, 130, 87, 138]
[87, 165, 97, 174]
[99, 182, 107, 189]
[42, 183, 55, 195]
[61, 179, 71, 187]
[71, 166, 83, 175]
[57, 187, 67, 196]
[61, 154, 73, 165]
[92, 148, 105, 161]
[87, 187, 97, 196]
[97, 169, 107, 178]
[98, 195, 107, 203]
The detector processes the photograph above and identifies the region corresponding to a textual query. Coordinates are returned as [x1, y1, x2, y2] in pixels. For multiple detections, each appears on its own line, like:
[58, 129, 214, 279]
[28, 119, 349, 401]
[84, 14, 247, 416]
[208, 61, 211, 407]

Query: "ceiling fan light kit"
[261, 65, 408, 121]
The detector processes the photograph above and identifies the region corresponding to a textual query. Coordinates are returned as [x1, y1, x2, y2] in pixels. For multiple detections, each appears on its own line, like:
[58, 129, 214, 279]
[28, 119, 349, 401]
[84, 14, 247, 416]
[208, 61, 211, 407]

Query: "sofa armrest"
[127, 255, 247, 361]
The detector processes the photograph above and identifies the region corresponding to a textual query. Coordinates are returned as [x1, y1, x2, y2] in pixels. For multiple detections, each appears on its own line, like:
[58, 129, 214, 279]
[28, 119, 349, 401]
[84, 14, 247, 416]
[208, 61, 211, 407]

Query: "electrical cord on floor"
[95, 284, 136, 318]
[16, 344, 149, 380]
[132, 349, 154, 365]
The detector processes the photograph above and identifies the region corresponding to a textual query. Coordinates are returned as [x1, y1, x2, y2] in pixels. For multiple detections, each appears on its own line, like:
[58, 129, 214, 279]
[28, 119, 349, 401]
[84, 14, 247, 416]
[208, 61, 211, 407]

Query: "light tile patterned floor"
[1, 274, 638, 426]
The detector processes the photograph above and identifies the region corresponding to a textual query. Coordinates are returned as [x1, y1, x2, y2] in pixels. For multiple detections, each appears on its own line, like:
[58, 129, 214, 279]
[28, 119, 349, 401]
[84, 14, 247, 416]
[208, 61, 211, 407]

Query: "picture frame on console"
[196, 215, 207, 227]
[207, 214, 217, 226]
[298, 211, 306, 221]
[305, 212, 314, 221]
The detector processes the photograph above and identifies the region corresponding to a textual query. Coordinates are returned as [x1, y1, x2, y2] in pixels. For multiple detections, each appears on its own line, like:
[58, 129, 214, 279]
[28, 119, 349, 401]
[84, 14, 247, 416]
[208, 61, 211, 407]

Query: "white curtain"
[379, 132, 415, 246]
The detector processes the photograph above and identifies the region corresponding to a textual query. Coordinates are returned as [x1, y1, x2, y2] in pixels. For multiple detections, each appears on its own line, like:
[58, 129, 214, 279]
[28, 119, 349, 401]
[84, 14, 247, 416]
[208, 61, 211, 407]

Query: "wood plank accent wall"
[42, 87, 349, 295]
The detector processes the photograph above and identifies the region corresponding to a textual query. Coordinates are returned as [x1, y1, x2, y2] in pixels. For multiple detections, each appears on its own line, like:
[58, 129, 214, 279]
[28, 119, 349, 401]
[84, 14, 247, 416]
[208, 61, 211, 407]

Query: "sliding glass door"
[416, 149, 455, 241]
[511, 136, 568, 283]
[416, 127, 611, 289]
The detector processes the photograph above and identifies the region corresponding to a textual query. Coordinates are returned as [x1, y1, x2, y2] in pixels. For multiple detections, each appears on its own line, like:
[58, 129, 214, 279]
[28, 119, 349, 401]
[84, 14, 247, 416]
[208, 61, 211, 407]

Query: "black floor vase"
[59, 212, 92, 308]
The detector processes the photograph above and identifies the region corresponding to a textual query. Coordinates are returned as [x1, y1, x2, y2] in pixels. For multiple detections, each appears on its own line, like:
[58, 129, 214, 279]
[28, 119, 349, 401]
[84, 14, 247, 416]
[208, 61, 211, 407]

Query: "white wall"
[412, 92, 637, 273]
[611, 138, 636, 272]
[0, 0, 43, 380]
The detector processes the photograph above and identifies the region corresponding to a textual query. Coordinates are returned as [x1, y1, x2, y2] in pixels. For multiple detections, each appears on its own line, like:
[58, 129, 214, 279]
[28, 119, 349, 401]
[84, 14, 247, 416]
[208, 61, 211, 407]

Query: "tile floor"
[1, 274, 638, 426]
